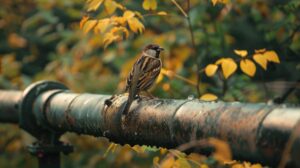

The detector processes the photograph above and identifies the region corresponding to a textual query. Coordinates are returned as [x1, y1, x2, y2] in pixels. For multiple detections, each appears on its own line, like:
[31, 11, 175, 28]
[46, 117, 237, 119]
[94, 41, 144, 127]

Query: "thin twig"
[161, 68, 197, 86]
[176, 139, 210, 152]
[282, 25, 300, 46]
[222, 78, 228, 97]
[187, 0, 201, 97]
[259, 71, 271, 101]
[188, 0, 202, 97]
[159, 139, 210, 167]
[171, 0, 201, 97]
[273, 79, 300, 104]
[171, 0, 188, 18]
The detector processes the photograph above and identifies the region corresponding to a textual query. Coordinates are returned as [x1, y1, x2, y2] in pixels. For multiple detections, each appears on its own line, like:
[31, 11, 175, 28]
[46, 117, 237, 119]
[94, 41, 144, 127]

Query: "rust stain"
[66, 113, 75, 126]
[64, 95, 81, 127]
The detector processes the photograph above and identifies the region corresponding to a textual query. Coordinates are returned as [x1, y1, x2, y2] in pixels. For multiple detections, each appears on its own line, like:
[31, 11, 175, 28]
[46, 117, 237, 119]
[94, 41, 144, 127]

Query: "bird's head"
[143, 44, 164, 58]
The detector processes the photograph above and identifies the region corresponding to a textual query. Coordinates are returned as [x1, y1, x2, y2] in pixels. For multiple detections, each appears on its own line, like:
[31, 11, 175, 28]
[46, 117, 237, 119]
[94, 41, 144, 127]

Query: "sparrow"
[123, 44, 164, 115]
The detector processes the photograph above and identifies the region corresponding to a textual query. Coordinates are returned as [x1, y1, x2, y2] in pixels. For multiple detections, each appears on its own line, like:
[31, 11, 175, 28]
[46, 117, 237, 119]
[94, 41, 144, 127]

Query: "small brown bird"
[123, 44, 164, 114]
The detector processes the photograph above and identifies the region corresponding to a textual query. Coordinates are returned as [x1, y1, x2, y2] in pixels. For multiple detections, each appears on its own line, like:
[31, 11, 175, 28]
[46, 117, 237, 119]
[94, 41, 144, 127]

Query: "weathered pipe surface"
[0, 87, 300, 167]
[0, 90, 21, 123]
[33, 91, 300, 166]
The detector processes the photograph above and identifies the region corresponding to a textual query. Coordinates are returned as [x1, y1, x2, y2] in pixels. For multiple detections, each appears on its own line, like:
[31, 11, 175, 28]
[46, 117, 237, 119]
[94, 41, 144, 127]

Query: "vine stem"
[172, 0, 201, 97]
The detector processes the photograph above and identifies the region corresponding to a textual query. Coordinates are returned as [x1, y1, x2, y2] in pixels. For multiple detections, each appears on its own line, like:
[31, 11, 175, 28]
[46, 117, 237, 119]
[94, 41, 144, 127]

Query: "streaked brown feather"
[123, 44, 163, 115]
[125, 55, 161, 93]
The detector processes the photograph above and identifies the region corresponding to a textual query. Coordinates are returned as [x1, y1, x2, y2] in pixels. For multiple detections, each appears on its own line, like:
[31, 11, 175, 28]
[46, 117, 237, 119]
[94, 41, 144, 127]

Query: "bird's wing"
[136, 58, 161, 91]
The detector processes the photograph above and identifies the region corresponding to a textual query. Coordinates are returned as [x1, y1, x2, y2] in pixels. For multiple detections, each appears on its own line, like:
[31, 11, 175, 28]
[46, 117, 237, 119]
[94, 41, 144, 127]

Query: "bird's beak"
[158, 47, 164, 51]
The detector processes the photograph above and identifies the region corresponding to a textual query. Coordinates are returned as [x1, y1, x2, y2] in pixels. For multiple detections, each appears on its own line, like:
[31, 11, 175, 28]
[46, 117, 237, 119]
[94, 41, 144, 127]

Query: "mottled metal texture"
[0, 81, 300, 166]
[36, 92, 110, 136]
[0, 90, 21, 123]
[32, 91, 300, 166]
[257, 108, 300, 166]
[20, 80, 68, 139]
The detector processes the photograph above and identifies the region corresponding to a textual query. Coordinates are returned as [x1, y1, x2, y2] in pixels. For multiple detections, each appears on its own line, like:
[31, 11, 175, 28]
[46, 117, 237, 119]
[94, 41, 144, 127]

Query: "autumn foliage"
[0, 0, 299, 167]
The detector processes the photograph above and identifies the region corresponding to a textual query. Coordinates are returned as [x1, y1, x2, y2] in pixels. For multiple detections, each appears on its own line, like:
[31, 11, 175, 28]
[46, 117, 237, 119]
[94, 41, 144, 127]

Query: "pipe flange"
[19, 80, 68, 138]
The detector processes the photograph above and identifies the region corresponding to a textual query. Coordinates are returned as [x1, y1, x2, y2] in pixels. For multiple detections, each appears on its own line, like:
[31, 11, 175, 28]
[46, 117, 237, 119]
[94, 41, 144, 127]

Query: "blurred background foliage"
[0, 0, 299, 167]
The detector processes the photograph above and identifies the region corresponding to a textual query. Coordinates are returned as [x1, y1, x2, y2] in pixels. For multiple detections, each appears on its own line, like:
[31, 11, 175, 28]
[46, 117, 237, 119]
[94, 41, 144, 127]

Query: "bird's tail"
[123, 91, 134, 115]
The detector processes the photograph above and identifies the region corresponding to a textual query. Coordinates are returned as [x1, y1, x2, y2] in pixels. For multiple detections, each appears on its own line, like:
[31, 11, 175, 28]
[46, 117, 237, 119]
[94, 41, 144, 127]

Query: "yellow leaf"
[205, 64, 218, 77]
[5, 140, 22, 152]
[209, 138, 232, 162]
[2, 54, 21, 78]
[103, 143, 116, 157]
[168, 149, 186, 158]
[174, 158, 191, 168]
[211, 0, 218, 6]
[160, 147, 168, 155]
[234, 49, 248, 57]
[87, 0, 104, 12]
[264, 50, 280, 63]
[80, 16, 89, 29]
[211, 0, 229, 6]
[160, 157, 175, 168]
[123, 10, 135, 20]
[120, 27, 128, 36]
[187, 153, 205, 163]
[200, 165, 209, 168]
[169, 45, 192, 70]
[156, 72, 164, 84]
[132, 145, 145, 154]
[104, 0, 117, 15]
[153, 156, 160, 166]
[115, 3, 125, 10]
[200, 93, 218, 101]
[221, 0, 229, 4]
[143, 0, 157, 10]
[240, 59, 256, 77]
[134, 11, 144, 20]
[254, 48, 266, 54]
[120, 55, 140, 86]
[232, 164, 244, 168]
[251, 163, 263, 168]
[162, 83, 170, 91]
[160, 68, 168, 75]
[111, 16, 126, 25]
[103, 26, 129, 48]
[112, 26, 129, 38]
[103, 27, 128, 47]
[103, 33, 120, 48]
[122, 27, 130, 38]
[221, 58, 237, 79]
[253, 53, 267, 70]
[215, 58, 225, 65]
[128, 17, 144, 33]
[93, 18, 110, 34]
[8, 33, 27, 48]
[82, 20, 98, 34]
[157, 11, 167, 15]
[224, 160, 237, 165]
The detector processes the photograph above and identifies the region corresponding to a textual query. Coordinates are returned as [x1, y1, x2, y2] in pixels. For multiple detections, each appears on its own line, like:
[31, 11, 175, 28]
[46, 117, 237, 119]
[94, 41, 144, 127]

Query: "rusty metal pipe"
[32, 91, 300, 166]
[0, 81, 300, 167]
[0, 90, 21, 123]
